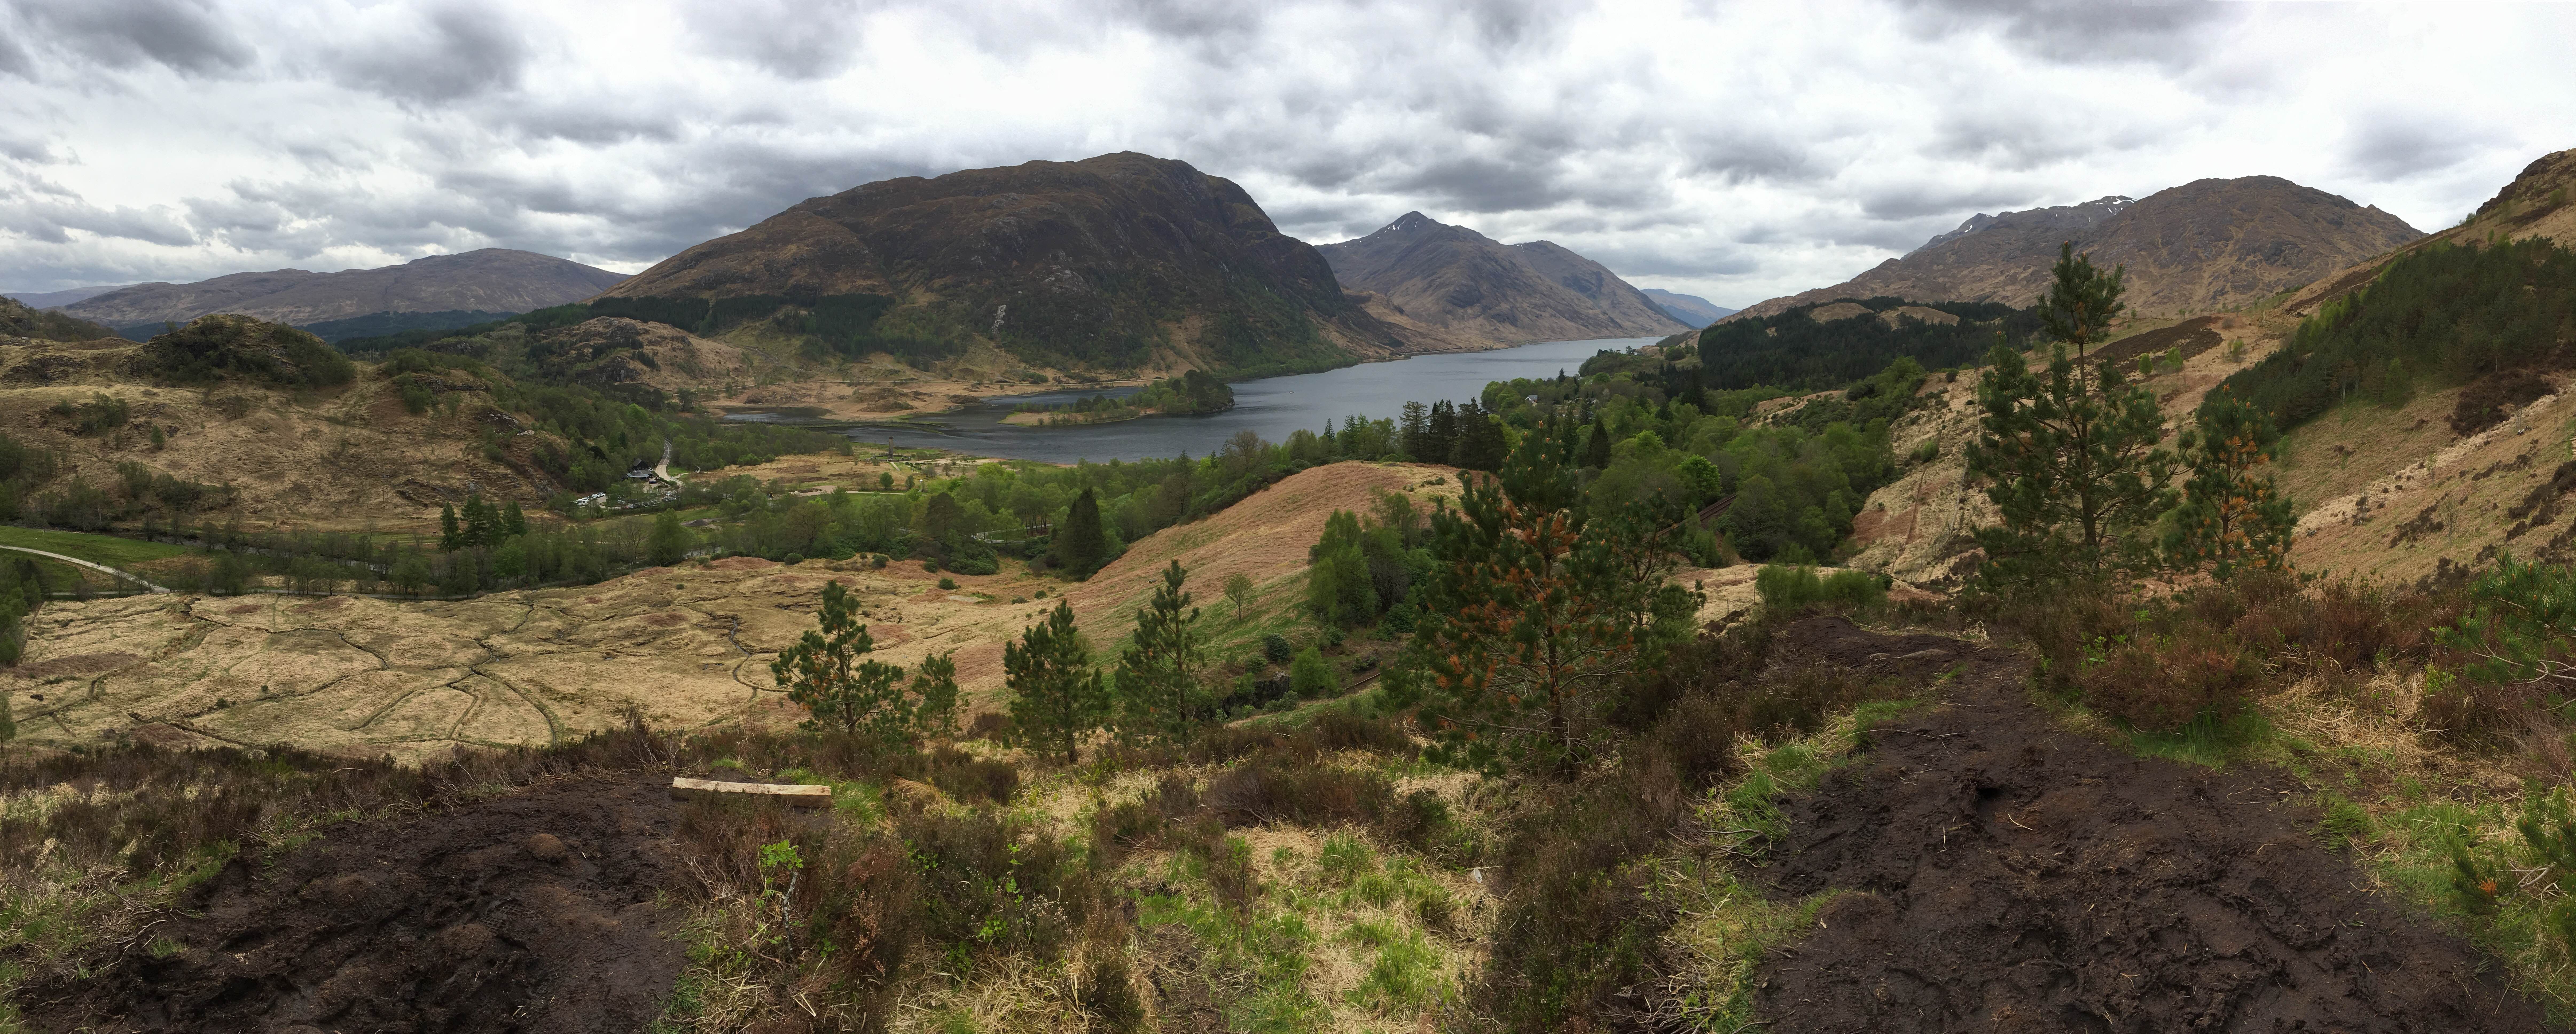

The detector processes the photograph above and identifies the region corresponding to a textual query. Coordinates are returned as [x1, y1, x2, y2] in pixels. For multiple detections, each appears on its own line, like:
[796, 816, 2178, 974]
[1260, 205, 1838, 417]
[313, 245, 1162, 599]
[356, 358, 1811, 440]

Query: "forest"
[1682, 295, 2042, 390]
[2215, 236, 2576, 431]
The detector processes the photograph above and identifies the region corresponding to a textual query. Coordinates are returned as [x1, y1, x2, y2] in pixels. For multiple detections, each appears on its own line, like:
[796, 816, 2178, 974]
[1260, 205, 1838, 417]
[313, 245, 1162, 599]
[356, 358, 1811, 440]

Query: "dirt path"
[21, 775, 689, 1034]
[1752, 616, 2560, 1033]
[0, 544, 169, 592]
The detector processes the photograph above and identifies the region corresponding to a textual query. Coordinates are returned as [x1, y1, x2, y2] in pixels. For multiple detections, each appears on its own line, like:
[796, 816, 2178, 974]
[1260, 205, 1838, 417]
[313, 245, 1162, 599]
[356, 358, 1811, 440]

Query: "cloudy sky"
[2, 0, 2570, 307]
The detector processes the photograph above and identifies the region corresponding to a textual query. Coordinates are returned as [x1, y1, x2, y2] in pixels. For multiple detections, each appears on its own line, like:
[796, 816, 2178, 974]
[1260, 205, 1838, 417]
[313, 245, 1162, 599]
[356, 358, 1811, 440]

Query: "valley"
[7, 118, 2576, 1034]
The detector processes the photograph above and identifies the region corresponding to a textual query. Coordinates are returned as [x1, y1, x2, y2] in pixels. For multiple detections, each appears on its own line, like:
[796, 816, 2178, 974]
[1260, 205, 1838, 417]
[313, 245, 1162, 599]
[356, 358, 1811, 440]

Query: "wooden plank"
[670, 776, 833, 808]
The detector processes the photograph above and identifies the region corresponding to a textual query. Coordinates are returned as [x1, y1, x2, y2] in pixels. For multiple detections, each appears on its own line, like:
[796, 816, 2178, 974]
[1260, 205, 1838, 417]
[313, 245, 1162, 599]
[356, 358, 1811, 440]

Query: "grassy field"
[0, 526, 190, 570]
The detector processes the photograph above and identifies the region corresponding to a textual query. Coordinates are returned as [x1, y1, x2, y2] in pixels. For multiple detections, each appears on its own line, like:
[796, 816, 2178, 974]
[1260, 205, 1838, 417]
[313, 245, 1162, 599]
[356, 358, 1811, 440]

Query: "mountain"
[1732, 177, 2423, 320]
[599, 152, 1414, 378]
[1640, 288, 1736, 327]
[1314, 212, 1690, 347]
[58, 249, 628, 337]
[2, 284, 138, 308]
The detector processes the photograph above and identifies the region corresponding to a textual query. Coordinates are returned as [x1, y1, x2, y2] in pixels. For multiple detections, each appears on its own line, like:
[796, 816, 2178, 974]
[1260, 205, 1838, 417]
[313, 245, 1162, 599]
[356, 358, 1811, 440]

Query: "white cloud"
[0, 0, 2569, 309]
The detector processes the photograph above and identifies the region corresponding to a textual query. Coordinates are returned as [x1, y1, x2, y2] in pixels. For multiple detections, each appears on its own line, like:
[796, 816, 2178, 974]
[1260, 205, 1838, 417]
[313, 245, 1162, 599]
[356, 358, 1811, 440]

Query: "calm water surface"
[779, 337, 1657, 464]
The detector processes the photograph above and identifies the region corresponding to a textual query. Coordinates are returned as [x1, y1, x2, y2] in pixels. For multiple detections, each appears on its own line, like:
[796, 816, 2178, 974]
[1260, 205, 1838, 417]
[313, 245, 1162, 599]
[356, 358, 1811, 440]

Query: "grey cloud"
[684, 0, 871, 79]
[330, 3, 527, 105]
[2343, 115, 2496, 183]
[1897, 0, 2238, 67]
[10, 0, 254, 75]
[1857, 183, 2030, 221]
[1389, 155, 1562, 214]
[0, 186, 198, 247]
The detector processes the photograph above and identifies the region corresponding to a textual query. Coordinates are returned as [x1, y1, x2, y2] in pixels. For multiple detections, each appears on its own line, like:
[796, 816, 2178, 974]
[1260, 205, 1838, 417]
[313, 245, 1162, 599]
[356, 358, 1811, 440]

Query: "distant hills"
[1733, 177, 2423, 320]
[601, 151, 1415, 379]
[1640, 288, 1736, 328]
[0, 295, 113, 342]
[1315, 212, 1689, 348]
[1, 284, 137, 309]
[56, 249, 627, 340]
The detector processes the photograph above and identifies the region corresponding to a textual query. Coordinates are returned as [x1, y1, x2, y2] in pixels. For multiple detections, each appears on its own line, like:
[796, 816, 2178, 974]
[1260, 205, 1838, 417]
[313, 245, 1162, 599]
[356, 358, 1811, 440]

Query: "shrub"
[1204, 758, 1393, 828]
[1290, 646, 1337, 699]
[937, 576, 958, 590]
[2082, 627, 2263, 732]
[1262, 633, 1294, 665]
[1755, 564, 1886, 615]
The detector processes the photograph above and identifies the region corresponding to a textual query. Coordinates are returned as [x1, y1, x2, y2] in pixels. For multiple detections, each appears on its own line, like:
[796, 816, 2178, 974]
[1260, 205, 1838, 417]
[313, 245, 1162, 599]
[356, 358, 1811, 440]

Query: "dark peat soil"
[22, 774, 687, 1034]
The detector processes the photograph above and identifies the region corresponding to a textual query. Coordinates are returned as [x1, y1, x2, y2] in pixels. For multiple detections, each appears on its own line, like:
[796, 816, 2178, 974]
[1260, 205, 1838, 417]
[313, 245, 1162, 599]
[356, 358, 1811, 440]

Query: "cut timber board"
[670, 776, 832, 808]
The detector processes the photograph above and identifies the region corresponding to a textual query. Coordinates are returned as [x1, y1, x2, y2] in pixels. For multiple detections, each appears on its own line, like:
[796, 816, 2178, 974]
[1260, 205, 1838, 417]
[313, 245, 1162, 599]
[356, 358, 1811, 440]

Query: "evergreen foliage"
[1054, 487, 1111, 578]
[1966, 247, 2175, 589]
[2164, 390, 2295, 581]
[1117, 561, 1209, 744]
[1005, 600, 1111, 763]
[1412, 424, 1700, 773]
[769, 581, 957, 744]
[2216, 237, 2576, 431]
[1688, 296, 2041, 391]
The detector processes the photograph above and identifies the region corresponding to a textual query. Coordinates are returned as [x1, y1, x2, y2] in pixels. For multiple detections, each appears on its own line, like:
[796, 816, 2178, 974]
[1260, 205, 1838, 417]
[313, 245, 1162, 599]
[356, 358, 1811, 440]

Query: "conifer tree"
[1118, 560, 1208, 743]
[1412, 422, 1694, 773]
[462, 494, 500, 547]
[1966, 245, 2175, 588]
[1055, 486, 1110, 578]
[500, 499, 527, 538]
[438, 503, 463, 551]
[1583, 416, 1613, 469]
[2165, 390, 2295, 581]
[771, 580, 955, 744]
[1453, 402, 1509, 472]
[1005, 600, 1110, 764]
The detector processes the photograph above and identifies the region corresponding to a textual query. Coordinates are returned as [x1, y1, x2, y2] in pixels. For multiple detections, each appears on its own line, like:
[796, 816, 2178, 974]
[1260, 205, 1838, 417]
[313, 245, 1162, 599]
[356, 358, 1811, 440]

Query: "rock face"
[60, 249, 628, 331]
[601, 151, 1407, 374]
[1734, 177, 2422, 320]
[1315, 212, 1689, 347]
[1640, 288, 1737, 328]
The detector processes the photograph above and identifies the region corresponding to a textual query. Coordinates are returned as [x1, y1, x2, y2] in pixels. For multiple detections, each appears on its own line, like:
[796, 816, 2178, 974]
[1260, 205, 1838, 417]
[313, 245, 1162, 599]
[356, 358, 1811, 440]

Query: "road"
[0, 544, 171, 593]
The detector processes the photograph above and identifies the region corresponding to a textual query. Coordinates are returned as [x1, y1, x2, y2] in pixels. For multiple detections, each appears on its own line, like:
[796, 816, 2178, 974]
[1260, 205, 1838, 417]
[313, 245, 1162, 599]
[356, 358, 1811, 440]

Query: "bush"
[1204, 758, 1394, 828]
[2082, 627, 2264, 732]
[1290, 647, 1337, 699]
[1755, 564, 1886, 614]
[938, 576, 958, 590]
[1262, 633, 1294, 665]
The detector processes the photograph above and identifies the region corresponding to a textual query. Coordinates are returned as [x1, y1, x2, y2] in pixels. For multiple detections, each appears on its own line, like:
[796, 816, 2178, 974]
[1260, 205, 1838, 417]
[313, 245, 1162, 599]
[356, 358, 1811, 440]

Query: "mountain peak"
[1376, 211, 1443, 236]
[1317, 216, 1688, 347]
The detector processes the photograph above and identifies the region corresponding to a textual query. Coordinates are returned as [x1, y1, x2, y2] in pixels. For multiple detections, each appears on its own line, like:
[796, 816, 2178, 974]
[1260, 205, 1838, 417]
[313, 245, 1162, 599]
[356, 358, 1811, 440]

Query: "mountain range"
[1641, 288, 1736, 327]
[1315, 212, 1689, 348]
[599, 152, 1413, 377]
[1, 284, 136, 309]
[1731, 176, 2424, 320]
[55, 249, 627, 339]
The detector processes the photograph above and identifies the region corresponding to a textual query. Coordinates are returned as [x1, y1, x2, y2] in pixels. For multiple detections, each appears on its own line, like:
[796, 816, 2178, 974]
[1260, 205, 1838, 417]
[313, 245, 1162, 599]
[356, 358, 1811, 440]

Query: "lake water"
[803, 337, 1658, 464]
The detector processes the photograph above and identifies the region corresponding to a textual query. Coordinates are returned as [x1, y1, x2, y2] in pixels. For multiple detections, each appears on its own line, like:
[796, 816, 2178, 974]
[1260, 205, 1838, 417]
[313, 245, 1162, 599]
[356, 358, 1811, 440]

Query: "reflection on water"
[733, 337, 1657, 465]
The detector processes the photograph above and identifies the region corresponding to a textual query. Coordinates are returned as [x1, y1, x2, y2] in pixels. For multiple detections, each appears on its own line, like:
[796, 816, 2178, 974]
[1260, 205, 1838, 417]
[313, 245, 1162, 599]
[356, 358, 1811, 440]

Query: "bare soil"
[1753, 616, 2559, 1033]
[20, 775, 687, 1033]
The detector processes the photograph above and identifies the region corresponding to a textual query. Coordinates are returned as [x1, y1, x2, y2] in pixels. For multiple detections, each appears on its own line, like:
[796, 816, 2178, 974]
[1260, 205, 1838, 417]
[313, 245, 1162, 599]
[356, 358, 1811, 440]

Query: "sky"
[2, 0, 2571, 308]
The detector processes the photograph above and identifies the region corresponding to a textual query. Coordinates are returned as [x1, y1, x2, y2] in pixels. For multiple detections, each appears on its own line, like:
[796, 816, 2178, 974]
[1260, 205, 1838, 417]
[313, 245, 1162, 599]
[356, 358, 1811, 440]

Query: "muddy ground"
[1753, 617, 2559, 1033]
[21, 775, 687, 1033]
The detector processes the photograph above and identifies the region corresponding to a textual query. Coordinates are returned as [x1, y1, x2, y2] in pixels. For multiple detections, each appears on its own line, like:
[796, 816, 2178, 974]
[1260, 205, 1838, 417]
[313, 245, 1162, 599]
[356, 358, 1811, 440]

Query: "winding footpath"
[0, 544, 170, 593]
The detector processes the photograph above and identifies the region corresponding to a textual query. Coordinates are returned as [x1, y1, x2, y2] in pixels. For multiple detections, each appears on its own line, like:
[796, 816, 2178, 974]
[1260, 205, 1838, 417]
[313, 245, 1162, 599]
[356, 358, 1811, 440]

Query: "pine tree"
[1412, 423, 1693, 772]
[1055, 487, 1110, 578]
[1426, 400, 1458, 462]
[1582, 416, 1613, 469]
[1005, 600, 1110, 764]
[2165, 390, 2295, 581]
[1966, 246, 2175, 589]
[462, 494, 500, 548]
[437, 503, 463, 551]
[771, 580, 950, 744]
[500, 499, 527, 538]
[1118, 560, 1208, 744]
[1399, 400, 1430, 459]
[1453, 402, 1509, 472]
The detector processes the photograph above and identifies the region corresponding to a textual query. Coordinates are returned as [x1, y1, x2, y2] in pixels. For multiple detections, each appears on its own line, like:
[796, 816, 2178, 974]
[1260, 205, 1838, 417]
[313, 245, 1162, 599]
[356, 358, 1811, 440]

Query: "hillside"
[1315, 212, 1690, 347]
[0, 296, 113, 343]
[2286, 145, 2576, 315]
[601, 152, 1417, 380]
[57, 249, 628, 336]
[1734, 177, 2422, 320]
[1641, 287, 1736, 327]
